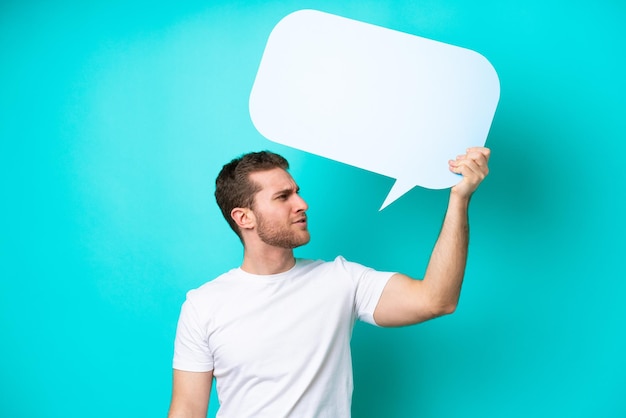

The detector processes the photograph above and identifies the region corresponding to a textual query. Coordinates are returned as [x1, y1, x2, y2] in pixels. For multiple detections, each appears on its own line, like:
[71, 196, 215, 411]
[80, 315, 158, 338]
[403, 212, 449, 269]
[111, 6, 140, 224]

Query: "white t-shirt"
[173, 256, 394, 417]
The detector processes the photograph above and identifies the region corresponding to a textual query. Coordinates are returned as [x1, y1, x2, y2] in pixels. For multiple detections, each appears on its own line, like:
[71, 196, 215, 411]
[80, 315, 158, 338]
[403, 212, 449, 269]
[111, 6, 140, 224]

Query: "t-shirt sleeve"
[336, 256, 395, 326]
[172, 295, 214, 372]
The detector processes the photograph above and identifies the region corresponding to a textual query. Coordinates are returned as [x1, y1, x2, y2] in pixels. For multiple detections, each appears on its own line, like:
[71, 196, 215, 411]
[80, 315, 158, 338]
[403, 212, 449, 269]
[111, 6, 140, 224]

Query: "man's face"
[248, 168, 310, 249]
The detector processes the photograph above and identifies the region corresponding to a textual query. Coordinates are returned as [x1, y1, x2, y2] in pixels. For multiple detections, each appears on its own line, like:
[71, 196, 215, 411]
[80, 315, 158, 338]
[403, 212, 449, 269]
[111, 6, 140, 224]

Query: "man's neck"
[240, 245, 296, 275]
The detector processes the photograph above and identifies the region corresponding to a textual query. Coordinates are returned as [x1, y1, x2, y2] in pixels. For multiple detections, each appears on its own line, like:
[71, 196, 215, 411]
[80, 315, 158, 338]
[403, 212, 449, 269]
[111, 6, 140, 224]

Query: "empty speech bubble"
[249, 9, 500, 210]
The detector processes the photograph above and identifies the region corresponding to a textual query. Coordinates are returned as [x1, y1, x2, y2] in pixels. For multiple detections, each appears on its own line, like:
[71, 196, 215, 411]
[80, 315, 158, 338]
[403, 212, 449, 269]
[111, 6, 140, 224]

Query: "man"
[168, 147, 490, 417]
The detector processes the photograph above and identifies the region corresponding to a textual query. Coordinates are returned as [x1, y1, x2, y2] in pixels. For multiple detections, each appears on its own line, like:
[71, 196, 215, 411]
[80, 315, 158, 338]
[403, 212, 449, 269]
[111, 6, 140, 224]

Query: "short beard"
[255, 212, 310, 249]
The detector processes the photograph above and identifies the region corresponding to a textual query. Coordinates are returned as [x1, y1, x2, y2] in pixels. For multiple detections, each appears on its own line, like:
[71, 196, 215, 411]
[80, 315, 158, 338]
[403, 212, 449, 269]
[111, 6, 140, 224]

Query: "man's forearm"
[422, 190, 470, 314]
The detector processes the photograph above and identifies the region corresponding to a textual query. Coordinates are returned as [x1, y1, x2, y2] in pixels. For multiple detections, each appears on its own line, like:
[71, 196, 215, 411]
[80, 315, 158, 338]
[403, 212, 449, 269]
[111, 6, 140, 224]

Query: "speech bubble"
[249, 9, 500, 210]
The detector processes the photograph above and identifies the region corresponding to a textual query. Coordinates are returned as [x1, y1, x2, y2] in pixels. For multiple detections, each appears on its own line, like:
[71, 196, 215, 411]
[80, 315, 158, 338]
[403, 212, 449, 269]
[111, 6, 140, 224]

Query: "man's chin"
[288, 231, 310, 249]
[293, 236, 311, 249]
[258, 229, 311, 249]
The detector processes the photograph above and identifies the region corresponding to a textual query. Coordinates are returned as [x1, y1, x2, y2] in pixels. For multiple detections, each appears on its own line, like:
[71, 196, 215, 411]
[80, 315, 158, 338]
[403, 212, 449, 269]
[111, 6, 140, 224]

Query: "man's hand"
[448, 146, 491, 199]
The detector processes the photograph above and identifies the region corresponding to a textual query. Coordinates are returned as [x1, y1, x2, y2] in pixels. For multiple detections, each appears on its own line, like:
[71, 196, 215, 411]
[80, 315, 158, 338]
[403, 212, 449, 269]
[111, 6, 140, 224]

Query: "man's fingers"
[453, 158, 483, 178]
[452, 148, 490, 172]
[449, 147, 491, 197]
[450, 151, 489, 181]
[465, 146, 491, 159]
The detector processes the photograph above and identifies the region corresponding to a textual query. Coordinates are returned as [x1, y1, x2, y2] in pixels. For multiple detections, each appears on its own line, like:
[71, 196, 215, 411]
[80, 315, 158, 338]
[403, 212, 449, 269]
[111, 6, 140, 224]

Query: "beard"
[255, 211, 310, 249]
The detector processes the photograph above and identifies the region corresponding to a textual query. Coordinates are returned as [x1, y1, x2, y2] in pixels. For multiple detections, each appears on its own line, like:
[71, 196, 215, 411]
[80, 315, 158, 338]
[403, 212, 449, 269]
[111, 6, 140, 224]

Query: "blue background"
[1, 1, 624, 417]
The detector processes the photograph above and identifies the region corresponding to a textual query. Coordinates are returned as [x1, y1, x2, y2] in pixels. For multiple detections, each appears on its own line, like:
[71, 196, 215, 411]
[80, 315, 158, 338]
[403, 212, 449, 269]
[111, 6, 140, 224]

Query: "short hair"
[215, 151, 289, 239]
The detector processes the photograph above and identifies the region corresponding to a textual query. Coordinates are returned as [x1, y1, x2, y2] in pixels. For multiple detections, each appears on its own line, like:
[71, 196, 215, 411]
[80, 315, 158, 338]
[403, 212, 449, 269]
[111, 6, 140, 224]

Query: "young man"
[168, 147, 490, 417]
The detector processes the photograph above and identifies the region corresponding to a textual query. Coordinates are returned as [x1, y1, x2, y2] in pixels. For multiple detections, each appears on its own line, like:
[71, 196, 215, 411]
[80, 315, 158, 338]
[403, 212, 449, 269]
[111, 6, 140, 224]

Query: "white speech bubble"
[249, 9, 500, 210]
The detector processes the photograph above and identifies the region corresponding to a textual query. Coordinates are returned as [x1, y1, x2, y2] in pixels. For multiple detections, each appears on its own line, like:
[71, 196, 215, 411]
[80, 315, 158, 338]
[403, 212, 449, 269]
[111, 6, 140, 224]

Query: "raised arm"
[374, 147, 490, 327]
[168, 369, 213, 418]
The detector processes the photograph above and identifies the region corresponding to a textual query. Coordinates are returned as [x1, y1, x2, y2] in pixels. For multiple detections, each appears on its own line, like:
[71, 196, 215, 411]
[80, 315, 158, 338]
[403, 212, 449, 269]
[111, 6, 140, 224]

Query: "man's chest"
[206, 275, 354, 377]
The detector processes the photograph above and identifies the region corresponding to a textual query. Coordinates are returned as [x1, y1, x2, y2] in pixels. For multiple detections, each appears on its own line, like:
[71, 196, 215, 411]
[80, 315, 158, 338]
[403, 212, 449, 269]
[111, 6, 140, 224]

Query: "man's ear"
[231, 207, 255, 231]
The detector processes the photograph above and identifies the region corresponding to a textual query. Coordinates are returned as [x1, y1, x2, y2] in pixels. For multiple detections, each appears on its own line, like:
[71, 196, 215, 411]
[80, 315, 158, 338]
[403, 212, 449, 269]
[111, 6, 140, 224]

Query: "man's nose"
[294, 194, 308, 212]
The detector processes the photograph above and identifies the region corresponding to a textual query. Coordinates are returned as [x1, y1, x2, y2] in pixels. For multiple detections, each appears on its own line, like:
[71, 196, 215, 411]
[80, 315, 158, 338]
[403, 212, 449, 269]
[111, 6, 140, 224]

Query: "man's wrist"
[449, 188, 472, 210]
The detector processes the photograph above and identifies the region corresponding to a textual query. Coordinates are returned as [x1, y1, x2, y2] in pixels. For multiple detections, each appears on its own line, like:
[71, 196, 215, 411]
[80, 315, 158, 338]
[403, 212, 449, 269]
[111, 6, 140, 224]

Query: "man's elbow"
[429, 300, 458, 318]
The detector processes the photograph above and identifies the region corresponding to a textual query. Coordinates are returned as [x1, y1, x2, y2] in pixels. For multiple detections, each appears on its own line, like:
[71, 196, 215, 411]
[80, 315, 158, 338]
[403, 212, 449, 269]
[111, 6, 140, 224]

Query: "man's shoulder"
[184, 268, 241, 300]
[295, 256, 379, 281]
[297, 255, 352, 267]
[294, 256, 352, 274]
[325, 255, 371, 272]
[183, 256, 372, 300]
